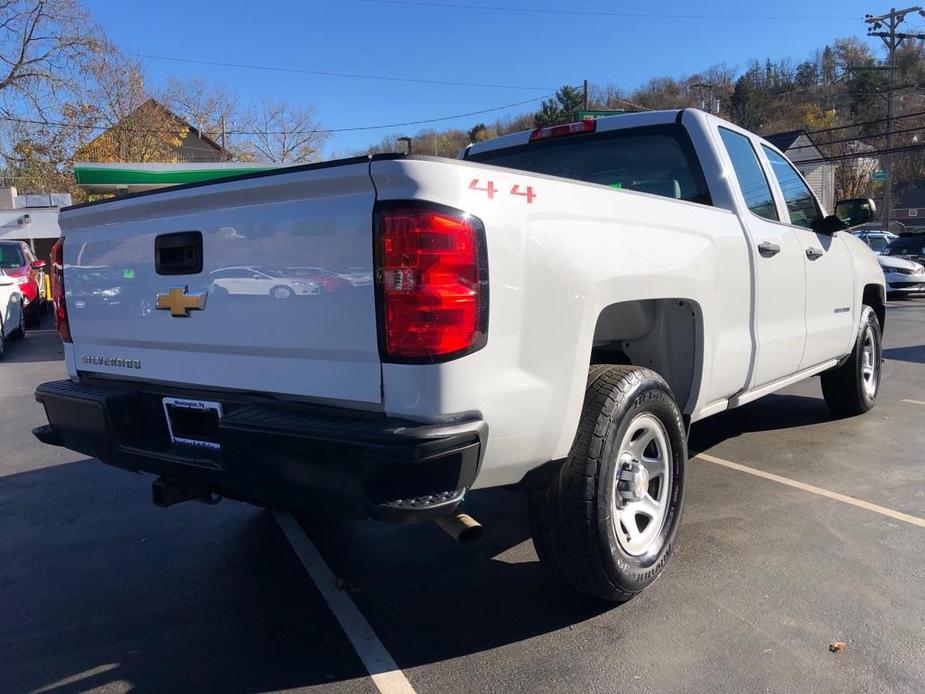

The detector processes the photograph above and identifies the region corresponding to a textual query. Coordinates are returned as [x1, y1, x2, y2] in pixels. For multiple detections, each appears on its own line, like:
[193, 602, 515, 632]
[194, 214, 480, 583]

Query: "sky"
[82, 0, 894, 156]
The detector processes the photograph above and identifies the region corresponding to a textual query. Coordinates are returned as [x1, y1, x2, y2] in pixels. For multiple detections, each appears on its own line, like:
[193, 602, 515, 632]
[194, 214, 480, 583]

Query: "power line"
[132, 52, 555, 92]
[795, 141, 925, 166]
[864, 5, 924, 226]
[358, 0, 857, 21]
[782, 124, 924, 152]
[0, 94, 553, 136]
[799, 109, 925, 137]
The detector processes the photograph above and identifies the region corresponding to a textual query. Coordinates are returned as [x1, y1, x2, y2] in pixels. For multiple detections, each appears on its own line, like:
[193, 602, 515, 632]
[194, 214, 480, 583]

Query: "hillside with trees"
[0, 1, 922, 205]
[363, 37, 925, 203]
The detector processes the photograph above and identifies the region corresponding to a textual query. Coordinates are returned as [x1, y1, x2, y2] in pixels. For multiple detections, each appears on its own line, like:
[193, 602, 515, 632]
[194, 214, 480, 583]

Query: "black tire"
[528, 365, 687, 602]
[270, 285, 294, 300]
[821, 305, 882, 416]
[11, 307, 25, 339]
[0, 318, 5, 360]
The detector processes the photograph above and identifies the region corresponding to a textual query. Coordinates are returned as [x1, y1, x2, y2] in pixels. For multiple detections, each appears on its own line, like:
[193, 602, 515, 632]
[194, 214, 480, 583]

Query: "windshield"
[0, 243, 25, 269]
[886, 236, 925, 255]
[467, 124, 712, 206]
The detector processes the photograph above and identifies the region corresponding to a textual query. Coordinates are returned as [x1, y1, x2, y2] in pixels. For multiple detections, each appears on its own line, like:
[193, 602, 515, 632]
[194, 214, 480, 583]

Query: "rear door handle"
[757, 241, 781, 257]
[805, 247, 824, 261]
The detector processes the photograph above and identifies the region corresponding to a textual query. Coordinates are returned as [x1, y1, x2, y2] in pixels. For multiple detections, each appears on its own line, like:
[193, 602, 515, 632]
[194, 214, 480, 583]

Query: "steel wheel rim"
[612, 413, 672, 557]
[861, 326, 878, 399]
[273, 287, 290, 299]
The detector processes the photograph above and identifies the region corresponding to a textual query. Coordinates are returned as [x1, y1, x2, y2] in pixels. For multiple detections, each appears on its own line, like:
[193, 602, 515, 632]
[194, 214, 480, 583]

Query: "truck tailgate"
[60, 159, 382, 405]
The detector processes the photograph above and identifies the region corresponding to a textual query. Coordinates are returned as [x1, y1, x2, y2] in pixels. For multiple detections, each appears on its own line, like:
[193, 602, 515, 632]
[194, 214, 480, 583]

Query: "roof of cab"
[463, 109, 685, 158]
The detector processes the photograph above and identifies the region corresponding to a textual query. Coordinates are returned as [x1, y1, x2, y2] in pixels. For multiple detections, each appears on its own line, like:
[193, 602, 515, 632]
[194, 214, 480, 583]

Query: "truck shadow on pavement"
[883, 345, 925, 365]
[0, 459, 611, 692]
[687, 393, 839, 455]
[0, 458, 378, 693]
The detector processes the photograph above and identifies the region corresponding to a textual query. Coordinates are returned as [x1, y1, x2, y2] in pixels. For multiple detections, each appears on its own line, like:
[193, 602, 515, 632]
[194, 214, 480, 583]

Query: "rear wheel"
[821, 305, 882, 415]
[528, 365, 687, 602]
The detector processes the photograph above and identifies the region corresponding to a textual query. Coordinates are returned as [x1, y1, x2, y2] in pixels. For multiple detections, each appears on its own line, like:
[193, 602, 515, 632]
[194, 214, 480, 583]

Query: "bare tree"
[0, 0, 101, 119]
[162, 75, 236, 149]
[239, 100, 327, 164]
[76, 48, 187, 163]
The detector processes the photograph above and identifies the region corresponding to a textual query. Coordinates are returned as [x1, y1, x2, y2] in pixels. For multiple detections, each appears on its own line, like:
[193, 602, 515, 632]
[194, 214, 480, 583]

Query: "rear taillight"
[529, 119, 596, 142]
[50, 238, 70, 342]
[376, 205, 487, 361]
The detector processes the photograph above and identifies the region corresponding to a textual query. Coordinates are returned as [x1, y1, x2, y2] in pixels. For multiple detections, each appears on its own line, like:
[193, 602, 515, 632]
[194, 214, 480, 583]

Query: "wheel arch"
[589, 297, 704, 414]
[863, 283, 885, 334]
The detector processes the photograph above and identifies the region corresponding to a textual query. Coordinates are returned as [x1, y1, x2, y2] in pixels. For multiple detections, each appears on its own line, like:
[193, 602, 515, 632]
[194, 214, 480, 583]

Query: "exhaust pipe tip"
[434, 512, 483, 543]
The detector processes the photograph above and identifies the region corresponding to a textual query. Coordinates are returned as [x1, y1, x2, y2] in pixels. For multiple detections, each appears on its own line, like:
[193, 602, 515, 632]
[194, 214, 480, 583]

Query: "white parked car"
[0, 271, 26, 358]
[34, 109, 885, 602]
[877, 254, 925, 296]
[853, 229, 897, 254]
[209, 265, 322, 299]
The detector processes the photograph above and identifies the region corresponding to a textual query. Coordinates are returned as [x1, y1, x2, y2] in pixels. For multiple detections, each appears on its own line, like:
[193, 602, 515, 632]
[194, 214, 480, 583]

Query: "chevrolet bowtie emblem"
[156, 286, 207, 317]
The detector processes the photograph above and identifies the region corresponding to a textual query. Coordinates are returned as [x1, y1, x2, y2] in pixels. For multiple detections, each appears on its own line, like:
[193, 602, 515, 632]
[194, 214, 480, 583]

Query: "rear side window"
[761, 146, 821, 230]
[718, 128, 779, 221]
[467, 124, 712, 206]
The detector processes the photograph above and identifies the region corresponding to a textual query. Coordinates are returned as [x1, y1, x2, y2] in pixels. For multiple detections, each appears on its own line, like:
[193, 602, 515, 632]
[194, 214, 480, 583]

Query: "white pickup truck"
[35, 109, 884, 602]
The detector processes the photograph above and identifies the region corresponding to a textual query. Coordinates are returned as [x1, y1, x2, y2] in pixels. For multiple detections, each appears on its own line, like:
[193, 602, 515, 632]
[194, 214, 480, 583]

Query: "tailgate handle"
[155, 231, 203, 275]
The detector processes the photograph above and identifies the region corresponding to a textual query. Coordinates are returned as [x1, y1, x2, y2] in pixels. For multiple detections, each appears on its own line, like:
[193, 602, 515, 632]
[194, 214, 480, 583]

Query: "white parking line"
[274, 511, 417, 694]
[696, 453, 925, 528]
[901, 398, 925, 406]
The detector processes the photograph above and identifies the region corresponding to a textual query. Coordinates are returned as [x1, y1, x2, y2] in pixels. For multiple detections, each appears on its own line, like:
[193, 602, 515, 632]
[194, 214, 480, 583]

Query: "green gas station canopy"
[73, 162, 282, 194]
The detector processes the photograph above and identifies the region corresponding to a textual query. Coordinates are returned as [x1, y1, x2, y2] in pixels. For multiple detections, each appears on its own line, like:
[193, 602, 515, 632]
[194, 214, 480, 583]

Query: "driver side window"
[761, 146, 822, 230]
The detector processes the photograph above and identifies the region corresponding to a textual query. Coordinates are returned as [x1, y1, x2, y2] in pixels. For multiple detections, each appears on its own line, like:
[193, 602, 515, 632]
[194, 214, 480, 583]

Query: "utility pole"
[865, 6, 925, 230]
[220, 115, 227, 161]
[583, 79, 589, 111]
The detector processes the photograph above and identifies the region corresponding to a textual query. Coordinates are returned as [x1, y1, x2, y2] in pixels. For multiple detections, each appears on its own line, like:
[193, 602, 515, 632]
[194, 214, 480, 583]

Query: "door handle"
[757, 241, 781, 257]
[805, 247, 824, 260]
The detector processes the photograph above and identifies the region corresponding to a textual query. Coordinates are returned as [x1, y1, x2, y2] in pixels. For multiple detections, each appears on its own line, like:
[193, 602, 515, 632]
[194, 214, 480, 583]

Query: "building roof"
[764, 130, 804, 151]
[75, 98, 225, 163]
[764, 129, 830, 164]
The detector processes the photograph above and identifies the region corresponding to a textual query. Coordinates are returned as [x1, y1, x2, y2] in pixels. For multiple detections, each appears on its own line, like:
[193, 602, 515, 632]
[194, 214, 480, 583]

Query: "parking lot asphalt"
[1, 303, 923, 693]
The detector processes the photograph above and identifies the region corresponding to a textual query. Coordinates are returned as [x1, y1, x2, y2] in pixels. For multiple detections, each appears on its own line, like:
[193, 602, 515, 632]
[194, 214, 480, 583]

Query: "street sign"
[871, 170, 888, 182]
[577, 110, 625, 120]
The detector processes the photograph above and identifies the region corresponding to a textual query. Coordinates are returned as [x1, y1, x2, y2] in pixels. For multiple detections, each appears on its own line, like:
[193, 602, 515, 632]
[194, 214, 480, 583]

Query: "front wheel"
[528, 365, 687, 602]
[821, 305, 882, 416]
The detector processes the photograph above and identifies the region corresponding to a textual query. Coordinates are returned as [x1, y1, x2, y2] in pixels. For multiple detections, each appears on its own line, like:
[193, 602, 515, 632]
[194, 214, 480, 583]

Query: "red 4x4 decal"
[469, 178, 536, 204]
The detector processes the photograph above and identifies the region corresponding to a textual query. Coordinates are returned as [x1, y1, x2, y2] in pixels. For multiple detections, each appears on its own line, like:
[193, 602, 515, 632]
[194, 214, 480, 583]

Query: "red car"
[0, 240, 48, 326]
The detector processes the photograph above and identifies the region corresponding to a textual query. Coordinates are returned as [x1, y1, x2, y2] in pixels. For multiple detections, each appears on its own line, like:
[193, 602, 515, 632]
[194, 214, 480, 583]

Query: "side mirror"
[815, 214, 848, 235]
[834, 198, 877, 227]
[31, 259, 47, 270]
